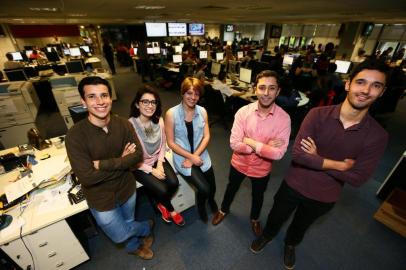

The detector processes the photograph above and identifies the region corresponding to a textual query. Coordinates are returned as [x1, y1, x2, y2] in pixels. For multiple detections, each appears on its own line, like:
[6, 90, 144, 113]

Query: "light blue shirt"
[171, 102, 211, 176]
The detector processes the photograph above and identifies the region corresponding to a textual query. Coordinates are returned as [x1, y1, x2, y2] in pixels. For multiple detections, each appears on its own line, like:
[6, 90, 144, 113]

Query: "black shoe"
[197, 207, 208, 223]
[284, 245, 295, 269]
[208, 199, 218, 213]
[250, 235, 271, 254]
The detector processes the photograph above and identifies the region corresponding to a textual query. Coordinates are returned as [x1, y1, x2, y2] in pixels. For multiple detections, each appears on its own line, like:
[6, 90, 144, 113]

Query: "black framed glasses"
[140, 99, 157, 106]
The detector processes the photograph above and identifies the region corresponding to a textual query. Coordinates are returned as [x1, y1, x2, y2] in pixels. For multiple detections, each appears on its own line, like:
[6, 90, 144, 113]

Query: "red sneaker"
[171, 212, 185, 226]
[157, 203, 171, 223]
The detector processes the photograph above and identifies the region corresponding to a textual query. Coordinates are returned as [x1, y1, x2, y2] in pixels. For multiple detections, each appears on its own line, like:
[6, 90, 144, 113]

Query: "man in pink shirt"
[212, 70, 291, 236]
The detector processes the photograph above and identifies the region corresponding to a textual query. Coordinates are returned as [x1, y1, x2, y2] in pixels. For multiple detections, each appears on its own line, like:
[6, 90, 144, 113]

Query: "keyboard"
[232, 86, 247, 92]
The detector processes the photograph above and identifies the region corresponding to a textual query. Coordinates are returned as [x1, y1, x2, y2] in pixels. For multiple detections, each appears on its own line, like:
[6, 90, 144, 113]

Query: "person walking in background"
[103, 39, 116, 75]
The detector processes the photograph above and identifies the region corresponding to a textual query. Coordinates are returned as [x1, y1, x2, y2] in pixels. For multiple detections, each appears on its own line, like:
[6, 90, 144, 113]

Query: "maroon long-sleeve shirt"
[286, 104, 388, 203]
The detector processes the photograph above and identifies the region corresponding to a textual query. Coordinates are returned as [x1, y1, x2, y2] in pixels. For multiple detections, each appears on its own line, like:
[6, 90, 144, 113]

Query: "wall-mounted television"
[189, 23, 205, 36]
[168, 23, 187, 37]
[362, 23, 374, 37]
[145, 22, 167, 37]
[225, 24, 234, 32]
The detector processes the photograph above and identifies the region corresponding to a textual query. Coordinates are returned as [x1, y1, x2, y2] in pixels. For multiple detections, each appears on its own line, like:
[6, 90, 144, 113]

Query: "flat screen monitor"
[153, 47, 160, 54]
[25, 50, 33, 58]
[335, 60, 352, 74]
[168, 23, 187, 37]
[145, 22, 167, 37]
[46, 47, 52, 52]
[228, 60, 239, 74]
[147, 48, 154, 54]
[66, 60, 84, 73]
[63, 48, 71, 56]
[237, 51, 244, 59]
[80, 45, 90, 53]
[45, 51, 60, 62]
[11, 52, 23, 61]
[239, 67, 252, 84]
[211, 62, 221, 76]
[283, 55, 294, 65]
[133, 48, 138, 55]
[173, 54, 182, 63]
[199, 51, 208, 59]
[69, 47, 81, 57]
[189, 23, 205, 36]
[174, 45, 182, 54]
[5, 69, 27, 81]
[216, 52, 224, 61]
[69, 105, 88, 123]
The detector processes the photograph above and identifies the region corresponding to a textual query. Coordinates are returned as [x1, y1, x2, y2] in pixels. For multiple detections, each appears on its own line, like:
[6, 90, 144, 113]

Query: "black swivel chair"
[204, 85, 229, 129]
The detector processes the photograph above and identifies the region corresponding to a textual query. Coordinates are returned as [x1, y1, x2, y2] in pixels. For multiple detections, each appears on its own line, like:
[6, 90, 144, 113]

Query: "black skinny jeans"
[263, 181, 335, 246]
[133, 159, 179, 212]
[180, 166, 218, 220]
[220, 165, 270, 220]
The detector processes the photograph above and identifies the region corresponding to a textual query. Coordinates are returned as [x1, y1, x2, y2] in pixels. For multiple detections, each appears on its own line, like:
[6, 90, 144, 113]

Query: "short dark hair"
[129, 85, 162, 124]
[349, 59, 390, 84]
[5, 53, 13, 61]
[218, 71, 227, 81]
[254, 70, 280, 86]
[78, 76, 112, 99]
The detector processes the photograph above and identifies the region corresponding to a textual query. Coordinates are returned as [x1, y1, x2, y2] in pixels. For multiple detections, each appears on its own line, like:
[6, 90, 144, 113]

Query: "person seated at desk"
[65, 76, 155, 260]
[129, 86, 185, 226]
[194, 61, 207, 83]
[29, 49, 45, 60]
[212, 71, 244, 102]
[3, 53, 25, 69]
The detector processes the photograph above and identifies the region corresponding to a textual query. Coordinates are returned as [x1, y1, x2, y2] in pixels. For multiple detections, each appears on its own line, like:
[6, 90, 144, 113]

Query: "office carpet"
[36, 60, 406, 270]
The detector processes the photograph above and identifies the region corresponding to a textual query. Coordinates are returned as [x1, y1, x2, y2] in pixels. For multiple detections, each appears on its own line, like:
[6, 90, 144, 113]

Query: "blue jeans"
[90, 192, 150, 252]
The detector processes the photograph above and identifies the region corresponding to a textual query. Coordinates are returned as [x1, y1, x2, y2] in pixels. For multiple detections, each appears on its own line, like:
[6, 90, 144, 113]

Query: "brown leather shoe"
[251, 220, 262, 237]
[143, 235, 154, 249]
[212, 211, 226, 225]
[133, 245, 154, 260]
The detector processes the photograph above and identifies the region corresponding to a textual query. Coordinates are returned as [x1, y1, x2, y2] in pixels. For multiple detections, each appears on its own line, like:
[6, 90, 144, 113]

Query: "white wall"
[205, 24, 220, 39]
[235, 24, 266, 41]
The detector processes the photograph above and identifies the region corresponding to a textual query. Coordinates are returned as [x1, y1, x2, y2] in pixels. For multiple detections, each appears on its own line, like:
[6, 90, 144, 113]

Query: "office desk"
[0, 143, 89, 270]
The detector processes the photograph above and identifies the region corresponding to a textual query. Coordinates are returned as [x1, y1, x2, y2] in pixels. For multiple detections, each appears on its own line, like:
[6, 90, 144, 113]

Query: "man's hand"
[151, 167, 166, 180]
[323, 158, 355, 171]
[243, 137, 256, 150]
[121, 142, 136, 157]
[189, 154, 203, 166]
[269, 138, 284, 148]
[182, 159, 193, 168]
[93, 160, 100, 170]
[341, 159, 355, 171]
[300, 137, 318, 155]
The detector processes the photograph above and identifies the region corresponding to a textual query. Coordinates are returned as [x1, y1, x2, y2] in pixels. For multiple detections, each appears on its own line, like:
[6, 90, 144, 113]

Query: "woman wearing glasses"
[165, 77, 218, 223]
[129, 86, 185, 226]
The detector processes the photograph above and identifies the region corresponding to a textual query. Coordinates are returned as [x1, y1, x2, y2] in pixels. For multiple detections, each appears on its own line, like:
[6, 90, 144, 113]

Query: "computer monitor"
[283, 55, 295, 65]
[50, 76, 77, 88]
[174, 46, 182, 54]
[228, 60, 239, 74]
[153, 47, 160, 54]
[5, 69, 27, 81]
[133, 48, 138, 55]
[69, 47, 81, 57]
[25, 50, 33, 58]
[80, 45, 90, 53]
[66, 60, 85, 73]
[63, 48, 71, 56]
[216, 52, 224, 61]
[45, 51, 60, 62]
[335, 60, 352, 74]
[147, 48, 154, 54]
[46, 47, 52, 52]
[173, 55, 182, 64]
[69, 105, 88, 123]
[11, 52, 23, 61]
[237, 51, 244, 60]
[239, 67, 252, 84]
[199, 51, 208, 59]
[211, 62, 221, 76]
[161, 48, 167, 56]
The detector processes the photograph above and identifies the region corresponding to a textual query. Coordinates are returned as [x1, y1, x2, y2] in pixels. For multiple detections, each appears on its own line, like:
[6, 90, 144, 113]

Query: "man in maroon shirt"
[250, 59, 389, 270]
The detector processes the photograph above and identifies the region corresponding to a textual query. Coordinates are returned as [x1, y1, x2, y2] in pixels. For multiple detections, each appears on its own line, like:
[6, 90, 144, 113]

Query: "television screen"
[147, 48, 154, 55]
[173, 55, 182, 63]
[211, 62, 221, 76]
[145, 22, 167, 37]
[80, 45, 90, 53]
[239, 67, 252, 84]
[199, 51, 208, 59]
[189, 23, 205, 36]
[225, 24, 234, 32]
[11, 52, 23, 61]
[362, 23, 374, 37]
[168, 23, 187, 37]
[70, 47, 81, 57]
[216, 52, 224, 61]
[283, 55, 294, 65]
[335, 60, 352, 74]
[237, 51, 244, 59]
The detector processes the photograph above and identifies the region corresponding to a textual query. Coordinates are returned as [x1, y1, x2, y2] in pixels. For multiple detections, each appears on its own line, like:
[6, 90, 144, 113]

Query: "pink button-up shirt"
[230, 101, 291, 177]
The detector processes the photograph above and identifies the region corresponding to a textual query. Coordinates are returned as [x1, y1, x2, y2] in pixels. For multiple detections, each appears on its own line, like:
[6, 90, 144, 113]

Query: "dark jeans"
[180, 166, 218, 220]
[133, 159, 179, 212]
[263, 181, 335, 246]
[220, 165, 270, 220]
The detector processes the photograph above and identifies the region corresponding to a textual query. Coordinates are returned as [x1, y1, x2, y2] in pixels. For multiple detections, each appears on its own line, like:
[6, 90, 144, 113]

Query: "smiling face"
[182, 87, 200, 109]
[81, 84, 112, 126]
[255, 76, 281, 109]
[136, 93, 157, 120]
[345, 69, 386, 111]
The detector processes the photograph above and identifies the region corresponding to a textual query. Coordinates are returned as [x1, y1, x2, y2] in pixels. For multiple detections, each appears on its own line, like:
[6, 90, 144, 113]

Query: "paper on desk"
[4, 175, 35, 202]
[31, 154, 71, 185]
